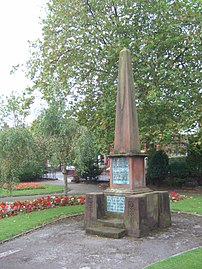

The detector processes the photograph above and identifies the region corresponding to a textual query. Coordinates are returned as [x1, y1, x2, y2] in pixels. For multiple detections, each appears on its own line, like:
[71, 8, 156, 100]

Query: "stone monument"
[85, 48, 171, 238]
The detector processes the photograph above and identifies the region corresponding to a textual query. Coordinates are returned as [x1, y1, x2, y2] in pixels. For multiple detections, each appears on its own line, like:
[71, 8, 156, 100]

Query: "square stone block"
[158, 191, 171, 228]
[124, 194, 149, 237]
[84, 193, 105, 227]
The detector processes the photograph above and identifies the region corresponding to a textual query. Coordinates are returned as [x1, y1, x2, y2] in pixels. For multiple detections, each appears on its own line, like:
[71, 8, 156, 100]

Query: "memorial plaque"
[106, 195, 125, 213]
[112, 157, 129, 184]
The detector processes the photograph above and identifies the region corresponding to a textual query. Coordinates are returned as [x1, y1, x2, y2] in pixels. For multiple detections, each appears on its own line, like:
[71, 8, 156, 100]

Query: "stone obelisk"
[84, 48, 171, 238]
[114, 48, 140, 154]
[109, 48, 148, 192]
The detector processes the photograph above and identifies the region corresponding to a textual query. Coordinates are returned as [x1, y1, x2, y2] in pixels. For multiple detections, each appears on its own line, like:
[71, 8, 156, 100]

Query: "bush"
[79, 160, 101, 181]
[187, 134, 202, 178]
[164, 156, 200, 187]
[147, 150, 169, 185]
[168, 157, 189, 178]
[18, 161, 45, 182]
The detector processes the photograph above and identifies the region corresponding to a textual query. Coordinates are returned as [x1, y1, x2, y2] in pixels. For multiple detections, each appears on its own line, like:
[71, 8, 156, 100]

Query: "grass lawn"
[146, 247, 202, 269]
[0, 205, 84, 242]
[0, 184, 64, 197]
[146, 195, 202, 269]
[170, 195, 202, 215]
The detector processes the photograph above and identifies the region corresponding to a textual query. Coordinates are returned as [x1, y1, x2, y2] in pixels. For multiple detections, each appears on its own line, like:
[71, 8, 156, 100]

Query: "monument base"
[84, 191, 171, 238]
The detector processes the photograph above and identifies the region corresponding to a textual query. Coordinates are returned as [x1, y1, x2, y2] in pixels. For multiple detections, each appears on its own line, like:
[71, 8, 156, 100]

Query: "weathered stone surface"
[158, 191, 172, 227]
[97, 218, 125, 229]
[124, 194, 148, 237]
[109, 155, 148, 190]
[124, 192, 171, 237]
[86, 226, 126, 239]
[84, 193, 105, 227]
[146, 192, 159, 229]
[114, 48, 140, 154]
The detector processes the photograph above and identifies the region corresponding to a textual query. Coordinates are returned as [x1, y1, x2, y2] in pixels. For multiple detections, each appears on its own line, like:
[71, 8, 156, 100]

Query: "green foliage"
[72, 127, 101, 180]
[187, 132, 202, 177]
[18, 159, 45, 182]
[0, 91, 34, 128]
[25, 0, 202, 153]
[0, 127, 45, 192]
[147, 150, 169, 185]
[168, 157, 189, 178]
[31, 101, 79, 194]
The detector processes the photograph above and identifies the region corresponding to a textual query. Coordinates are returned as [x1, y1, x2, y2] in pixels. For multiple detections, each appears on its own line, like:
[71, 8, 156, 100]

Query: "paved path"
[0, 173, 103, 202]
[0, 213, 201, 269]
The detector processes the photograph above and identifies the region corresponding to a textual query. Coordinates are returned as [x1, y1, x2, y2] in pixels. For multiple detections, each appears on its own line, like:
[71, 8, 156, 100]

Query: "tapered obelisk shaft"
[114, 48, 140, 154]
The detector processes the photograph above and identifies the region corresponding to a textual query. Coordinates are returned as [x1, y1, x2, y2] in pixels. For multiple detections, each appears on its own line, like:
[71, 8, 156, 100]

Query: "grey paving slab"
[0, 213, 201, 269]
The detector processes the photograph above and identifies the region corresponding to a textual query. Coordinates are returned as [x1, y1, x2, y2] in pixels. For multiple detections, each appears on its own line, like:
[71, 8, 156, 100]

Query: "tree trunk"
[62, 164, 68, 195]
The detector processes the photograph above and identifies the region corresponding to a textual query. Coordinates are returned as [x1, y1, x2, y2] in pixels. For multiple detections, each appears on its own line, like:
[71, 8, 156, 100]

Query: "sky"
[0, 0, 47, 97]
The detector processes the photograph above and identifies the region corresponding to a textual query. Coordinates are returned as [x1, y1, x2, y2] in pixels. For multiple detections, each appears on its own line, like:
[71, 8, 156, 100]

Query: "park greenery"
[0, 183, 64, 197]
[0, 0, 202, 190]
[24, 0, 202, 153]
[0, 205, 84, 242]
[0, 94, 100, 193]
[147, 148, 202, 186]
[146, 247, 202, 269]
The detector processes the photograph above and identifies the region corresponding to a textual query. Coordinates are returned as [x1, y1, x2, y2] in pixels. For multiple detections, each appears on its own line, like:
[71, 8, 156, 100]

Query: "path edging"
[143, 246, 202, 268]
[0, 213, 84, 245]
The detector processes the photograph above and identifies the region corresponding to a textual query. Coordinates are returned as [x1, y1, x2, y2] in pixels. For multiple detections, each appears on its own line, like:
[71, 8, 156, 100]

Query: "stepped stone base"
[84, 191, 171, 238]
[86, 226, 126, 239]
[86, 217, 126, 239]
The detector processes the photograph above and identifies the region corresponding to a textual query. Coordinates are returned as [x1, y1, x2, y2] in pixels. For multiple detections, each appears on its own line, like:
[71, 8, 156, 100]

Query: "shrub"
[168, 157, 189, 178]
[18, 160, 45, 182]
[187, 134, 202, 179]
[147, 150, 169, 185]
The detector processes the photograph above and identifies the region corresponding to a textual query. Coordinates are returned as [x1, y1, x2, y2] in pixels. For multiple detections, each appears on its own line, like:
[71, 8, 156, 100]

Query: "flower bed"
[169, 191, 187, 202]
[13, 182, 46, 190]
[0, 195, 85, 219]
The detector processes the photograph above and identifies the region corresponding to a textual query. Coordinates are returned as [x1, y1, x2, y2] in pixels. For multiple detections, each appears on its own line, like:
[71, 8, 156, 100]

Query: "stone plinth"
[84, 193, 105, 227]
[84, 191, 171, 238]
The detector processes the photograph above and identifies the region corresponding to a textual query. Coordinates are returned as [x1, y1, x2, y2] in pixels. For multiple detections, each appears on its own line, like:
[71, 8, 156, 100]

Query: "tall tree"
[0, 92, 34, 128]
[26, 0, 202, 153]
[33, 100, 78, 195]
[0, 127, 44, 193]
[72, 126, 101, 180]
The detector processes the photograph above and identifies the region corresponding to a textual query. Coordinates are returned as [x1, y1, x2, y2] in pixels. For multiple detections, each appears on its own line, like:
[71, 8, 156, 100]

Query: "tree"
[33, 101, 78, 195]
[0, 127, 44, 193]
[147, 150, 169, 186]
[187, 130, 202, 183]
[72, 127, 101, 180]
[0, 91, 34, 128]
[26, 0, 202, 153]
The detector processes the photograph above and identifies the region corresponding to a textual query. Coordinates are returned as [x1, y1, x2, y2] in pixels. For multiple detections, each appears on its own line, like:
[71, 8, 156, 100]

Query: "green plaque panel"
[112, 157, 129, 184]
[106, 195, 125, 213]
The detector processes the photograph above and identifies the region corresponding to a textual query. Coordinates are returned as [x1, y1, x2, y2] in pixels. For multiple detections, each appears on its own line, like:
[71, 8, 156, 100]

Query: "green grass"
[0, 184, 64, 197]
[170, 195, 202, 215]
[0, 205, 84, 242]
[146, 247, 202, 269]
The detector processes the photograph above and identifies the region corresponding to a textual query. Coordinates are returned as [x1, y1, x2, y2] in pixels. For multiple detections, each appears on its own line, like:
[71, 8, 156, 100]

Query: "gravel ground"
[0, 213, 201, 269]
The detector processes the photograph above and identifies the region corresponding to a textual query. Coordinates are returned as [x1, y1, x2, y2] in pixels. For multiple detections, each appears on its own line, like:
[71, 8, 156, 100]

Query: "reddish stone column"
[108, 48, 148, 192]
